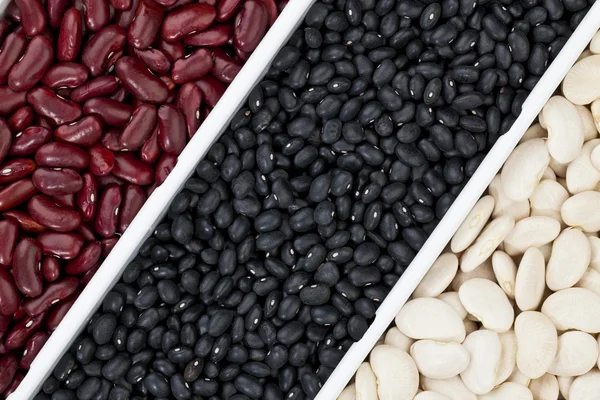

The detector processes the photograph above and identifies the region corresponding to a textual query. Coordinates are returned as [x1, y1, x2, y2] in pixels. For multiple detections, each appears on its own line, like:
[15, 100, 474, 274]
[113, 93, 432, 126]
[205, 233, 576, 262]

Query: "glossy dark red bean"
[75, 173, 97, 224]
[0, 316, 10, 343]
[7, 106, 34, 133]
[88, 144, 115, 176]
[71, 77, 119, 104]
[110, 0, 132, 10]
[183, 23, 232, 46]
[54, 116, 103, 147]
[4, 312, 45, 351]
[82, 24, 127, 76]
[38, 231, 84, 259]
[12, 238, 43, 297]
[0, 21, 10, 45]
[65, 241, 101, 274]
[0, 33, 27, 85]
[112, 152, 154, 185]
[155, 37, 184, 62]
[260, 0, 278, 25]
[155, 153, 177, 186]
[0, 158, 36, 185]
[23, 276, 79, 316]
[3, 211, 46, 234]
[132, 47, 171, 74]
[212, 48, 243, 83]
[15, 0, 46, 37]
[0, 219, 18, 267]
[9, 126, 52, 156]
[155, 0, 177, 6]
[172, 48, 213, 84]
[100, 236, 118, 256]
[120, 104, 157, 150]
[216, 0, 242, 21]
[115, 56, 169, 104]
[158, 104, 187, 155]
[27, 87, 83, 126]
[0, 86, 27, 116]
[77, 222, 97, 241]
[128, 0, 164, 49]
[48, 0, 71, 28]
[83, 97, 132, 127]
[176, 82, 202, 138]
[28, 194, 82, 233]
[83, 0, 110, 32]
[0, 353, 18, 393]
[41, 256, 61, 282]
[141, 126, 161, 164]
[20, 331, 48, 369]
[95, 184, 121, 238]
[42, 62, 89, 89]
[5, 373, 23, 395]
[116, 0, 139, 28]
[0, 179, 37, 212]
[0, 269, 20, 316]
[195, 76, 226, 108]
[234, 0, 269, 53]
[52, 193, 75, 209]
[46, 293, 77, 330]
[35, 142, 90, 171]
[161, 4, 216, 41]
[100, 128, 126, 152]
[8, 35, 54, 92]
[118, 184, 145, 233]
[0, 119, 10, 164]
[33, 168, 84, 196]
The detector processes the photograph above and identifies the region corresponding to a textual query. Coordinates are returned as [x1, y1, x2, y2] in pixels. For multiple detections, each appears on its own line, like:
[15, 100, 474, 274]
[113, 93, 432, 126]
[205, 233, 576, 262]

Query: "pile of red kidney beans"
[0, 0, 282, 395]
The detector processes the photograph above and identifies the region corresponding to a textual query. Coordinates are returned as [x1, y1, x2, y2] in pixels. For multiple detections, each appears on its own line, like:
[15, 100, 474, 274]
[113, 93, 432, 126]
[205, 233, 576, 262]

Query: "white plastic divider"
[315, 3, 600, 398]
[10, 1, 316, 398]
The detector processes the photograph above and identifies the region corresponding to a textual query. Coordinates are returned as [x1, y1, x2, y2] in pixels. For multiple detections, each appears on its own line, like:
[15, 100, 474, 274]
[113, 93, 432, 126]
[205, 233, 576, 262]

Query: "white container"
[7, 1, 600, 398]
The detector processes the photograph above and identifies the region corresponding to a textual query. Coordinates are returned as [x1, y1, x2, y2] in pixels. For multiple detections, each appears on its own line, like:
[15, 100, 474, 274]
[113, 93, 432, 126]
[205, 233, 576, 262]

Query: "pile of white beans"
[337, 31, 600, 400]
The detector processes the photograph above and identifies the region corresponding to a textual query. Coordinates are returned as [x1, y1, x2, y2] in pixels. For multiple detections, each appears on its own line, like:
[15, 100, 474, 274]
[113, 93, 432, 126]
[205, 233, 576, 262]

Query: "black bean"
[144, 373, 170, 397]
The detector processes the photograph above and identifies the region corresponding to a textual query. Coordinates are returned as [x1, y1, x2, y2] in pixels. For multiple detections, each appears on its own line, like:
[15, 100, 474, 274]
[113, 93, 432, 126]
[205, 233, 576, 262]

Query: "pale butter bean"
[562, 55, 600, 105]
[509, 367, 533, 387]
[463, 319, 478, 335]
[450, 196, 495, 253]
[460, 216, 515, 272]
[589, 236, 600, 271]
[503, 216, 561, 256]
[549, 157, 568, 178]
[489, 175, 531, 221]
[370, 345, 419, 400]
[458, 278, 514, 333]
[558, 375, 574, 400]
[561, 191, 600, 232]
[409, 340, 470, 379]
[539, 242, 553, 263]
[413, 253, 459, 298]
[590, 31, 600, 54]
[421, 376, 478, 400]
[437, 292, 467, 320]
[529, 374, 560, 400]
[492, 250, 517, 299]
[515, 247, 546, 311]
[501, 138, 550, 201]
[515, 311, 558, 380]
[543, 96, 585, 163]
[383, 327, 413, 352]
[576, 105, 598, 141]
[337, 383, 356, 400]
[460, 329, 502, 395]
[355, 362, 378, 400]
[569, 370, 600, 400]
[547, 331, 598, 377]
[395, 298, 465, 343]
[496, 330, 518, 386]
[519, 123, 547, 143]
[597, 335, 600, 369]
[591, 99, 600, 133]
[547, 229, 591, 291]
[529, 180, 570, 223]
[542, 167, 557, 181]
[576, 267, 600, 296]
[452, 258, 496, 291]
[478, 382, 533, 400]
[413, 391, 451, 400]
[542, 288, 600, 333]
[566, 139, 600, 194]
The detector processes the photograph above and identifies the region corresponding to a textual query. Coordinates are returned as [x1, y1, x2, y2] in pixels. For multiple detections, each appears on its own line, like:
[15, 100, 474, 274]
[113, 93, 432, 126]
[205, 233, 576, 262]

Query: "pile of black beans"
[36, 0, 593, 399]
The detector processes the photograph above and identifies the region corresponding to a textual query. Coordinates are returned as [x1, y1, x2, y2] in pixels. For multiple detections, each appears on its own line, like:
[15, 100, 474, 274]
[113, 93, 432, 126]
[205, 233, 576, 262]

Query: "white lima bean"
[458, 278, 514, 332]
[549, 157, 568, 178]
[488, 174, 530, 221]
[515, 247, 546, 312]
[591, 31, 600, 54]
[370, 345, 418, 400]
[589, 236, 600, 271]
[562, 55, 600, 105]
[413, 391, 451, 400]
[529, 179, 570, 222]
[383, 327, 413, 352]
[519, 123, 547, 143]
[541, 288, 600, 333]
[478, 382, 533, 400]
[566, 139, 600, 193]
[491, 250, 517, 298]
[569, 370, 600, 400]
[421, 376, 478, 400]
[355, 362, 378, 400]
[558, 375, 574, 399]
[542, 96, 585, 163]
[413, 253, 458, 298]
[561, 191, 600, 232]
[502, 216, 561, 256]
[500, 138, 550, 201]
[575, 105, 598, 142]
[436, 292, 467, 320]
[547, 331, 598, 377]
[450, 196, 495, 253]
[459, 216, 515, 273]
[591, 99, 600, 133]
[515, 311, 558, 380]
[395, 298, 465, 343]
[495, 330, 518, 386]
[451, 258, 495, 291]
[459, 330, 502, 395]
[529, 374, 560, 400]
[575, 267, 600, 296]
[546, 228, 591, 291]
[509, 367, 533, 387]
[409, 340, 470, 379]
[337, 384, 356, 400]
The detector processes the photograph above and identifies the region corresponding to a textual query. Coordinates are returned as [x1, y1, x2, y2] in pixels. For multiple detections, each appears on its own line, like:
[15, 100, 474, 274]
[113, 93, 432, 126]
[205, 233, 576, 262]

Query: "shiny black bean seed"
[144, 373, 170, 397]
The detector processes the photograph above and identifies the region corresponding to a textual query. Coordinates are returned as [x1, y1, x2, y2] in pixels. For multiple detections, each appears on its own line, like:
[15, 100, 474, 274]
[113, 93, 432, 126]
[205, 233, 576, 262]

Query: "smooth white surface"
[10, 1, 315, 398]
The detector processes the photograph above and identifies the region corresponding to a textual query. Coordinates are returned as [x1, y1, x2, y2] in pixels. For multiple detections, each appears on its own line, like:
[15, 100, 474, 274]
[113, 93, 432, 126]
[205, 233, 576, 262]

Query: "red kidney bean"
[116, 0, 139, 28]
[4, 372, 23, 396]
[65, 241, 101, 274]
[118, 184, 145, 233]
[0, 219, 18, 267]
[128, 0, 164, 49]
[141, 126, 161, 164]
[107, 86, 129, 103]
[0, 32, 26, 85]
[42, 63, 89, 90]
[212, 48, 243, 83]
[82, 0, 110, 32]
[3, 211, 46, 234]
[9, 126, 52, 156]
[28, 195, 82, 233]
[120, 104, 157, 150]
[38, 232, 84, 260]
[183, 23, 232, 47]
[0, 316, 10, 343]
[132, 47, 171, 74]
[0, 86, 27, 116]
[46, 293, 77, 330]
[161, 4, 216, 41]
[0, 354, 18, 393]
[100, 236, 118, 256]
[7, 106, 34, 133]
[12, 238, 43, 297]
[77, 222, 97, 242]
[195, 75, 226, 108]
[52, 193, 75, 209]
[41, 256, 60, 282]
[32, 168, 84, 196]
[54, 116, 103, 148]
[0, 269, 20, 316]
[95, 184, 121, 238]
[155, 152, 177, 186]
[260, 0, 278, 25]
[177, 82, 202, 138]
[172, 48, 213, 84]
[20, 331, 48, 369]
[8, 35, 54, 92]
[88, 144, 116, 177]
[160, 75, 177, 93]
[71, 77, 119, 104]
[158, 104, 187, 155]
[15, 0, 46, 37]
[83, 97, 133, 127]
[0, 21, 10, 45]
[5, 2, 20, 23]
[27, 87, 83, 126]
[0, 179, 37, 212]
[48, 0, 71, 28]
[35, 143, 90, 171]
[0, 119, 10, 164]
[155, 0, 177, 6]
[216, 0, 243, 21]
[4, 312, 45, 350]
[234, 0, 269, 53]
[57, 8, 83, 62]
[112, 152, 154, 185]
[82, 24, 127, 76]
[154, 37, 184, 62]
[100, 129, 126, 152]
[115, 56, 169, 104]
[0, 158, 36, 184]
[110, 0, 132, 10]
